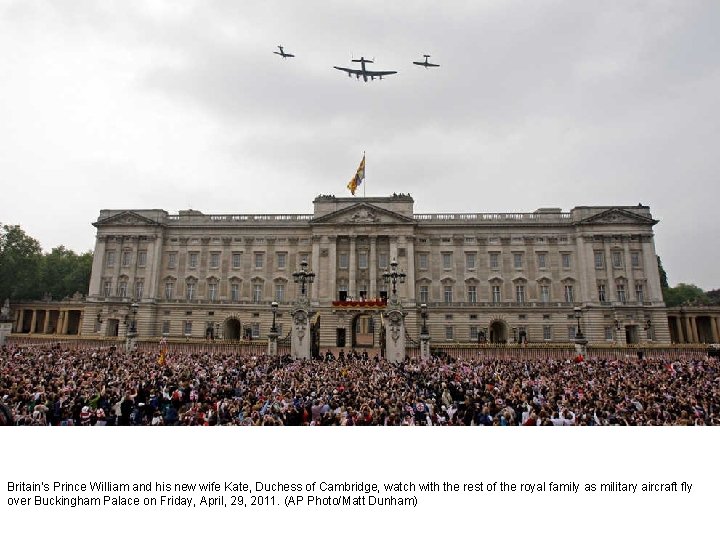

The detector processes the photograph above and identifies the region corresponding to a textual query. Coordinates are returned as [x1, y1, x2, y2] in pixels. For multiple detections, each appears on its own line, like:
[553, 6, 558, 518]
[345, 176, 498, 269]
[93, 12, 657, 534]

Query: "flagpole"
[363, 151, 366, 198]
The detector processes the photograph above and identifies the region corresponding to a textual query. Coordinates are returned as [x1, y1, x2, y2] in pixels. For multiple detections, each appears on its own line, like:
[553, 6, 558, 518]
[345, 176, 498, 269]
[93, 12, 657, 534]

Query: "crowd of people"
[1, 344, 718, 426]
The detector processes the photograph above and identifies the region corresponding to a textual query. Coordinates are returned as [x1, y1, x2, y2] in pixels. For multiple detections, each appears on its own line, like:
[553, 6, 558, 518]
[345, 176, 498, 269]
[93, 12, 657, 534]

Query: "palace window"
[106, 251, 115, 268]
[358, 252, 368, 269]
[612, 251, 623, 269]
[537, 253, 547, 270]
[188, 252, 198, 269]
[604, 326, 613, 341]
[543, 325, 552, 341]
[167, 252, 177, 269]
[134, 280, 144, 300]
[379, 253, 389, 269]
[419, 285, 429, 304]
[489, 252, 500, 270]
[442, 252, 453, 270]
[443, 285, 453, 304]
[338, 253, 349, 269]
[492, 285, 501, 304]
[594, 251, 605, 269]
[230, 283, 240, 302]
[631, 251, 641, 269]
[164, 281, 174, 300]
[275, 283, 285, 302]
[617, 283, 627, 303]
[122, 251, 132, 267]
[277, 252, 287, 269]
[467, 285, 477, 304]
[137, 250, 147, 267]
[568, 326, 576, 340]
[445, 326, 454, 340]
[465, 252, 476, 270]
[418, 253, 428, 270]
[208, 282, 217, 302]
[251, 323, 260, 339]
[253, 284, 263, 303]
[117, 281, 128, 298]
[470, 326, 479, 341]
[540, 285, 550, 303]
[232, 253, 242, 269]
[103, 280, 112, 298]
[210, 252, 220, 269]
[186, 281, 196, 301]
[516, 285, 526, 303]
[635, 283, 644, 302]
[598, 283, 606, 302]
[564, 285, 574, 303]
[162, 321, 170, 335]
[561, 253, 571, 269]
[183, 321, 192, 336]
[254, 253, 264, 269]
[513, 253, 523, 269]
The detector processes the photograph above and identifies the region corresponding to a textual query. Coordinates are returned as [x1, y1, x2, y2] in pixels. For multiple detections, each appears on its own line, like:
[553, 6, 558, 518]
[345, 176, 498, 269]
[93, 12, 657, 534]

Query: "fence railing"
[4, 335, 711, 361]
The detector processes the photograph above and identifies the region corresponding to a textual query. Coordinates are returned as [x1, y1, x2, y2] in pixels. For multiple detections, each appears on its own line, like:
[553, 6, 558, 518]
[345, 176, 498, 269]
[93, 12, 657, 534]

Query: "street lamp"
[573, 306, 584, 340]
[419, 303, 428, 335]
[270, 301, 279, 333]
[382, 259, 406, 300]
[292, 260, 315, 297]
[129, 302, 139, 335]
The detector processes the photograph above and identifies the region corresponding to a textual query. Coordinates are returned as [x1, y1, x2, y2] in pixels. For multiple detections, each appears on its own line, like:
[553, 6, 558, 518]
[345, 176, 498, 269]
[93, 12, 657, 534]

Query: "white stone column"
[405, 236, 415, 303]
[329, 236, 337, 301]
[146, 234, 164, 300]
[369, 236, 377, 299]
[311, 238, 321, 302]
[641, 236, 663, 303]
[29, 310, 37, 334]
[623, 238, 635, 302]
[88, 235, 107, 298]
[604, 240, 615, 300]
[349, 236, 357, 299]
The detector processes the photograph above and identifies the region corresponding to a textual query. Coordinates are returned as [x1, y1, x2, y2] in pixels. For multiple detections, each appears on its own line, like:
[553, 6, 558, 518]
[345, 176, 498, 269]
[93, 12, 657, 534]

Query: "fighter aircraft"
[333, 57, 398, 82]
[413, 54, 440, 68]
[273, 45, 295, 59]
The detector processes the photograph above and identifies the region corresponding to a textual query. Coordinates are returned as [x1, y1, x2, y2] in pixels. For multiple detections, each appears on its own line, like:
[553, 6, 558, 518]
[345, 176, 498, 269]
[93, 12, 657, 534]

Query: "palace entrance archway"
[224, 318, 241, 340]
[489, 320, 508, 344]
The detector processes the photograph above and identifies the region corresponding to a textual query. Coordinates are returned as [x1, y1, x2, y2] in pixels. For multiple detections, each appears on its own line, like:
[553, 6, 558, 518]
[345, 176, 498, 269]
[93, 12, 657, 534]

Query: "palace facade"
[36, 194, 665, 348]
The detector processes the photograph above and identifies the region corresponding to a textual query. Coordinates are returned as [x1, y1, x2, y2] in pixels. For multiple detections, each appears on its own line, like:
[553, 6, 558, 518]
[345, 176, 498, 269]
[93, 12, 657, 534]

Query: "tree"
[657, 256, 669, 289]
[0, 224, 43, 300]
[39, 246, 93, 299]
[663, 283, 709, 307]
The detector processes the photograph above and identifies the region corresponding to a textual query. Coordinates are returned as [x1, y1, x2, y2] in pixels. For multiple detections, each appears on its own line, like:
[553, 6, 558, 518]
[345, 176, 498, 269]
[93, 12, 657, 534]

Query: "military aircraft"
[273, 45, 295, 59]
[333, 57, 398, 82]
[413, 54, 440, 68]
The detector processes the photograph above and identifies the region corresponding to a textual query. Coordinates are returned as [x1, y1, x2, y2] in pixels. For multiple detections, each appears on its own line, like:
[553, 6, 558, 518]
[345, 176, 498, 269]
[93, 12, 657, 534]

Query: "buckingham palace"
[53, 193, 669, 349]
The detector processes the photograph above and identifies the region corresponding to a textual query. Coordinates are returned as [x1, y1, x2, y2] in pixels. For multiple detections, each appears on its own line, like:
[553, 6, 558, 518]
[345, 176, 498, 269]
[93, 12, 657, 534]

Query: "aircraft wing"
[366, 70, 397, 76]
[333, 66, 361, 75]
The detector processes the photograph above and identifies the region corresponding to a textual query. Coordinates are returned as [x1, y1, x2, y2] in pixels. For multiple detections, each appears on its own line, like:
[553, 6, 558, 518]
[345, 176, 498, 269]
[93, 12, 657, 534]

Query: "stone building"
[52, 194, 669, 348]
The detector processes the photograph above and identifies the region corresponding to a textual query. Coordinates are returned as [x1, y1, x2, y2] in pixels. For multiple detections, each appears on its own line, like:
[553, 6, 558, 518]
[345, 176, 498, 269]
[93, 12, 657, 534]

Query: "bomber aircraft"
[333, 57, 398, 82]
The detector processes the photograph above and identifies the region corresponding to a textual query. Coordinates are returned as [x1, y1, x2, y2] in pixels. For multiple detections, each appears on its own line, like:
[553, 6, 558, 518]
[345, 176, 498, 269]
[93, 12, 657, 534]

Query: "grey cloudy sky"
[1, 1, 718, 289]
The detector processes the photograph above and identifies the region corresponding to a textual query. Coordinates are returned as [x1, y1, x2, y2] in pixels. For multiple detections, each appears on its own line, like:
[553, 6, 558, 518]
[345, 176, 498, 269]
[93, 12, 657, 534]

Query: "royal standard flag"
[347, 155, 365, 195]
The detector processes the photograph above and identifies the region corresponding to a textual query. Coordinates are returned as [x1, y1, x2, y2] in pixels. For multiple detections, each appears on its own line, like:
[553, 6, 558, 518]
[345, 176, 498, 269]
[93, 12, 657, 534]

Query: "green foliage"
[656, 256, 669, 289]
[0, 224, 92, 301]
[663, 283, 709, 307]
[0, 224, 43, 300]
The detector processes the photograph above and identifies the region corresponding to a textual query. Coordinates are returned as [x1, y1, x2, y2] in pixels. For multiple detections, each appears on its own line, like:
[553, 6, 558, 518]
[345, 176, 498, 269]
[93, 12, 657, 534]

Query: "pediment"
[94, 211, 161, 227]
[578, 208, 657, 226]
[311, 203, 415, 225]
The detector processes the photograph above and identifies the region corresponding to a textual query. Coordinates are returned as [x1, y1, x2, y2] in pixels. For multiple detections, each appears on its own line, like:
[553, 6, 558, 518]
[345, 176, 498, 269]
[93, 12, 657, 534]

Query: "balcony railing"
[413, 212, 572, 223]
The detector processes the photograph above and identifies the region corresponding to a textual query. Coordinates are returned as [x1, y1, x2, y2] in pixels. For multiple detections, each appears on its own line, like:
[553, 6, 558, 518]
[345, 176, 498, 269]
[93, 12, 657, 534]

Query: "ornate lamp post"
[573, 306, 587, 356]
[382, 259, 406, 301]
[125, 302, 139, 351]
[573, 306, 584, 341]
[291, 261, 314, 360]
[268, 300, 279, 356]
[292, 260, 315, 297]
[419, 303, 430, 360]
